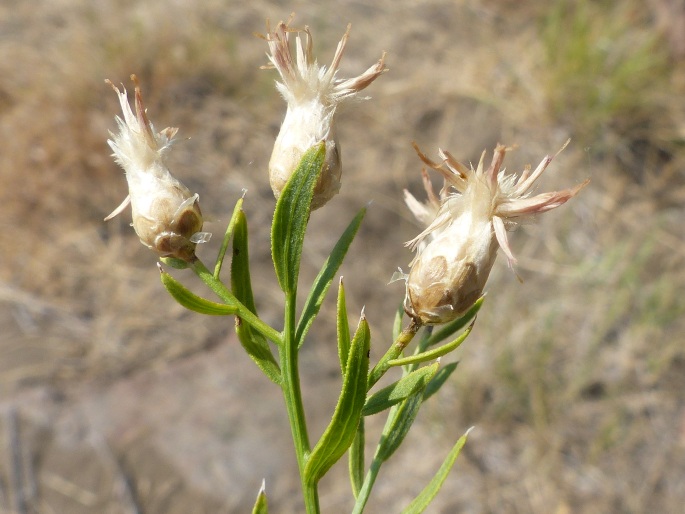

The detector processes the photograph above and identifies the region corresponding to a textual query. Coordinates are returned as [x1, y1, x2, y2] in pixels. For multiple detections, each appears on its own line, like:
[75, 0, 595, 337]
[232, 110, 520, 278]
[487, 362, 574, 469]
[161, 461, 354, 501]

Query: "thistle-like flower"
[262, 18, 387, 209]
[104, 75, 210, 262]
[404, 141, 589, 325]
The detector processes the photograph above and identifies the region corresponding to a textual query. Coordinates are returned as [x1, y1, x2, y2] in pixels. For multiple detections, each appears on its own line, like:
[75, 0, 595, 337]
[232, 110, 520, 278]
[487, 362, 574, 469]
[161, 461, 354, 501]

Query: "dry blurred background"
[1, 0, 684, 512]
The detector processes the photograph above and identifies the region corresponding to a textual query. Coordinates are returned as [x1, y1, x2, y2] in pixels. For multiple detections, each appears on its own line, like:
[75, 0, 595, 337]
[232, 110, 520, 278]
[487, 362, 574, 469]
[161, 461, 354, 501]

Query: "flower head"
[262, 17, 387, 209]
[403, 167, 451, 255]
[404, 141, 589, 325]
[105, 75, 210, 262]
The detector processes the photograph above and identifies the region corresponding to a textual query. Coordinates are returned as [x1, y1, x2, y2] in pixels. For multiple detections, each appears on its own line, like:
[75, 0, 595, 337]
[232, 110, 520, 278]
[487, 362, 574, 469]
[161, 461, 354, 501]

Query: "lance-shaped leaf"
[271, 143, 326, 294]
[362, 362, 439, 416]
[214, 193, 245, 279]
[159, 265, 238, 315]
[337, 278, 351, 375]
[231, 209, 282, 385]
[304, 315, 370, 484]
[400, 428, 472, 514]
[251, 479, 269, 514]
[376, 391, 423, 463]
[388, 322, 474, 368]
[296, 207, 366, 348]
[422, 362, 459, 402]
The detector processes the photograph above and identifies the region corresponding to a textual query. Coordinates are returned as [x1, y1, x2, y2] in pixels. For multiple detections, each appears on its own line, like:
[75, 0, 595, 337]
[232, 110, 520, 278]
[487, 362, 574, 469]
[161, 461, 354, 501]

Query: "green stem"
[281, 293, 320, 513]
[351, 453, 383, 514]
[189, 257, 282, 345]
[194, 255, 318, 510]
[351, 320, 422, 513]
[367, 318, 422, 390]
[352, 397, 405, 514]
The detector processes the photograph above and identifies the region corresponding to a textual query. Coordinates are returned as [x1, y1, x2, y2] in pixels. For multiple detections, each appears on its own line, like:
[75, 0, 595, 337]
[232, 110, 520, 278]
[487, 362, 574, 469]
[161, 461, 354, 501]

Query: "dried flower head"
[404, 141, 589, 325]
[262, 17, 387, 209]
[105, 75, 210, 262]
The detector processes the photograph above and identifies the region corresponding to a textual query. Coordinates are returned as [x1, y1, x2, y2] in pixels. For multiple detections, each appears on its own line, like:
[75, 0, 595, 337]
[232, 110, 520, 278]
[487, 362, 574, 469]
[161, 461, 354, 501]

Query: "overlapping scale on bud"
[403, 141, 589, 325]
[104, 76, 210, 262]
[262, 18, 387, 209]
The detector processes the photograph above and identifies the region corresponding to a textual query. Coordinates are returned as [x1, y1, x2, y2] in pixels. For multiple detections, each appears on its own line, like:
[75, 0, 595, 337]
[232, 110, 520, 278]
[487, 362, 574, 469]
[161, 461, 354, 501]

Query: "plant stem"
[351, 452, 383, 514]
[281, 293, 320, 513]
[194, 255, 318, 510]
[350, 319, 423, 512]
[367, 318, 421, 389]
[352, 398, 404, 514]
[351, 320, 422, 512]
[189, 257, 282, 345]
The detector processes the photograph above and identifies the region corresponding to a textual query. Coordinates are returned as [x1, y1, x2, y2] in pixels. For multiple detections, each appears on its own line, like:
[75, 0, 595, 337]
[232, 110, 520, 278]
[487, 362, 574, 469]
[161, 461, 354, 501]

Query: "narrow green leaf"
[296, 207, 366, 347]
[337, 278, 351, 375]
[349, 418, 365, 499]
[422, 362, 459, 402]
[388, 322, 474, 367]
[231, 210, 282, 385]
[230, 210, 257, 312]
[271, 143, 326, 294]
[214, 194, 245, 279]
[363, 363, 439, 416]
[426, 296, 483, 348]
[159, 265, 237, 315]
[376, 392, 423, 462]
[400, 428, 472, 514]
[251, 480, 269, 514]
[304, 315, 371, 484]
[234, 320, 282, 385]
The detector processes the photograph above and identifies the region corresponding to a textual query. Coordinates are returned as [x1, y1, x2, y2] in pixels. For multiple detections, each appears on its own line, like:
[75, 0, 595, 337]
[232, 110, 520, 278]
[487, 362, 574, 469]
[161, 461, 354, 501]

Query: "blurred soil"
[2, 0, 685, 513]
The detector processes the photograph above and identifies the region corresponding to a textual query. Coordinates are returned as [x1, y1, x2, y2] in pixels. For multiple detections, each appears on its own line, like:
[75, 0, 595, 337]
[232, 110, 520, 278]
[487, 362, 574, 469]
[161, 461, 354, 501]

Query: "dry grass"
[1, 0, 684, 512]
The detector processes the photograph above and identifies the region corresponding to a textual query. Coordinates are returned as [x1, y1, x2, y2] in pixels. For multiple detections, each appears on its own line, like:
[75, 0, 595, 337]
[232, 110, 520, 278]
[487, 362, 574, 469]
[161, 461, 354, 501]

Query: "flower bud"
[404, 142, 589, 325]
[262, 19, 386, 209]
[105, 76, 210, 262]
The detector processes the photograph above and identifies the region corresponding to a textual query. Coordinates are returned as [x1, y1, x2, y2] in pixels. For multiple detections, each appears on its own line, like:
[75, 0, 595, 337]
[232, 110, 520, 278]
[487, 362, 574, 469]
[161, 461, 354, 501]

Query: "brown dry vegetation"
[1, 0, 684, 512]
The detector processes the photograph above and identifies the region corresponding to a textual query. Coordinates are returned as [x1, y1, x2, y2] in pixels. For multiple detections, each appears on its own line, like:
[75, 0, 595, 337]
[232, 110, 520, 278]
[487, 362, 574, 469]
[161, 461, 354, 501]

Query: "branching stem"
[189, 257, 283, 345]
[367, 318, 422, 390]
